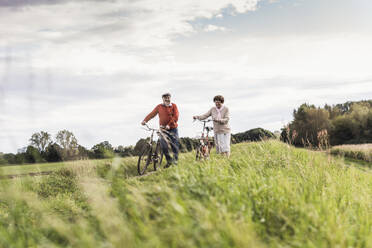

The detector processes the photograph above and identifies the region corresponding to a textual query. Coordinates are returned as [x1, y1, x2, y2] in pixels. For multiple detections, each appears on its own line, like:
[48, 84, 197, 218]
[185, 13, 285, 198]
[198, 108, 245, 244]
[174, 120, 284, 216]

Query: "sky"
[1, 0, 372, 153]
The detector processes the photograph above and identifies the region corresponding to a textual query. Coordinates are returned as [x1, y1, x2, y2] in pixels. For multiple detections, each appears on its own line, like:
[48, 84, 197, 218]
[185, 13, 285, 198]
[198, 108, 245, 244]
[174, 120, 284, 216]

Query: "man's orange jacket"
[143, 103, 179, 129]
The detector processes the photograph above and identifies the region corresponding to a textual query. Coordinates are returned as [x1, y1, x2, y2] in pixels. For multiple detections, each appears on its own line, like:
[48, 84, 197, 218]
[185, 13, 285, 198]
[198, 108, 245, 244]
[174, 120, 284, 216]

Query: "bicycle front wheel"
[196, 146, 201, 160]
[138, 144, 152, 175]
[153, 142, 164, 170]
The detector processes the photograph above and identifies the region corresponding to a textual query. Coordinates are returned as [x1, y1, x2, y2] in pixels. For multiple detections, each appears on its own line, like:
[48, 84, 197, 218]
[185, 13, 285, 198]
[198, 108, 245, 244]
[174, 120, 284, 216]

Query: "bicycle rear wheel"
[138, 144, 152, 175]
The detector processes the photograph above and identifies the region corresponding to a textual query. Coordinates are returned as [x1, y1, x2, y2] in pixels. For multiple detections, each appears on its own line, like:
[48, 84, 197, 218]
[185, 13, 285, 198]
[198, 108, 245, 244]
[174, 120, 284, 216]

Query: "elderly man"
[141, 93, 180, 167]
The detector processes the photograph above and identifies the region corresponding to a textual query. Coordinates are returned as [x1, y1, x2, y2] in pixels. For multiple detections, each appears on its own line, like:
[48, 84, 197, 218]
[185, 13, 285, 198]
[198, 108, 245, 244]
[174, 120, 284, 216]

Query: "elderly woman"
[193, 95, 231, 157]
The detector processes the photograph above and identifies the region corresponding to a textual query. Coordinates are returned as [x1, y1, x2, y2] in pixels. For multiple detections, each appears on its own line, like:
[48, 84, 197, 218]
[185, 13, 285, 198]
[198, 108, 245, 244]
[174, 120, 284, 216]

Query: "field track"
[0, 171, 54, 179]
[0, 165, 162, 180]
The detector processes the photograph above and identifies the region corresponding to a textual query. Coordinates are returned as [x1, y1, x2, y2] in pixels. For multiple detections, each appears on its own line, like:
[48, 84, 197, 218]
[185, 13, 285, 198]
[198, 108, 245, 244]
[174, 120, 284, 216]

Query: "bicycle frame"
[137, 124, 168, 175]
[143, 124, 169, 145]
[195, 119, 213, 160]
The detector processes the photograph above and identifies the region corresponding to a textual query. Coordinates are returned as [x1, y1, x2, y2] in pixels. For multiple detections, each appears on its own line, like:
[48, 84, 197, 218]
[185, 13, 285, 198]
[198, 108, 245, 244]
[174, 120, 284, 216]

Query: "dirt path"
[0, 160, 172, 180]
[0, 171, 55, 179]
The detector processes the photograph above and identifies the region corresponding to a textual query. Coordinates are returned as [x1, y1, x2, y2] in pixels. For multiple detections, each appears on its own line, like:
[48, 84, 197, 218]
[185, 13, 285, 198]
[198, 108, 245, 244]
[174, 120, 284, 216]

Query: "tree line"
[0, 128, 275, 166]
[280, 100, 372, 148]
[3, 99, 368, 166]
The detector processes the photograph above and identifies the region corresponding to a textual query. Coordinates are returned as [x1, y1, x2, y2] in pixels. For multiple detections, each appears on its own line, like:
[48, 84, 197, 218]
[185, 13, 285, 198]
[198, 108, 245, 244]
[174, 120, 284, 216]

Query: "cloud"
[0, 0, 261, 44]
[1, 0, 372, 153]
[204, 24, 227, 32]
[0, 0, 109, 8]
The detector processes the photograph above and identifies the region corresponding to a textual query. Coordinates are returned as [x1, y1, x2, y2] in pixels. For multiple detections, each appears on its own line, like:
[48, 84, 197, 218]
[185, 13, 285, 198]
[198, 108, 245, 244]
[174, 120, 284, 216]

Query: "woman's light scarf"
[216, 105, 224, 120]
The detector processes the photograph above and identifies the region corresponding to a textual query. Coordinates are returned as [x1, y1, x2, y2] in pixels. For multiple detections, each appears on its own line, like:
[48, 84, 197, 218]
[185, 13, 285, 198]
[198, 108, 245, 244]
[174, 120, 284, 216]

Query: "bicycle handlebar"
[194, 118, 213, 123]
[142, 124, 170, 134]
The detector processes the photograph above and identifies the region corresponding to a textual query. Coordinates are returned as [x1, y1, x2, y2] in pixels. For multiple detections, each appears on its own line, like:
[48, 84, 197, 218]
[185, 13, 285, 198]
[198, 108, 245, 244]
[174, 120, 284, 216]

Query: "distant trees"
[281, 100, 372, 147]
[56, 130, 79, 160]
[0, 125, 278, 166]
[329, 102, 372, 145]
[44, 143, 63, 162]
[232, 128, 275, 144]
[25, 145, 44, 163]
[0, 130, 86, 165]
[0, 153, 7, 165]
[29, 131, 51, 153]
[281, 104, 330, 147]
[2, 153, 17, 165]
[115, 145, 135, 157]
[92, 141, 115, 159]
[179, 137, 199, 152]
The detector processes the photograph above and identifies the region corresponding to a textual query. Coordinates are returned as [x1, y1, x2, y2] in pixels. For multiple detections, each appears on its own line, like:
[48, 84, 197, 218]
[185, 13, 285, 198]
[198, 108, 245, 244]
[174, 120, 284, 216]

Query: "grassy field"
[0, 140, 371, 247]
[331, 144, 372, 163]
[0, 159, 114, 177]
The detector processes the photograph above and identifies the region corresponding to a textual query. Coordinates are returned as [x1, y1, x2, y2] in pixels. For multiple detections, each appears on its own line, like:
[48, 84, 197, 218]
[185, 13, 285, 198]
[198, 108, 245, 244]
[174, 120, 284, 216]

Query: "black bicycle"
[137, 124, 167, 175]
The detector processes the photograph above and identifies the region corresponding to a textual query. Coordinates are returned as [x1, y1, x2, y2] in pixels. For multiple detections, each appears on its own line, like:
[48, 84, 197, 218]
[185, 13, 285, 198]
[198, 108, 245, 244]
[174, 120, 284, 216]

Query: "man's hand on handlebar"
[141, 121, 146, 125]
[159, 125, 170, 130]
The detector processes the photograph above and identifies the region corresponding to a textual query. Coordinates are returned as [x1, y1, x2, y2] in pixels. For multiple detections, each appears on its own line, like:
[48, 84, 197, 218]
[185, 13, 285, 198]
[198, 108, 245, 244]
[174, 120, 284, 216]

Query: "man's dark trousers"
[160, 128, 180, 162]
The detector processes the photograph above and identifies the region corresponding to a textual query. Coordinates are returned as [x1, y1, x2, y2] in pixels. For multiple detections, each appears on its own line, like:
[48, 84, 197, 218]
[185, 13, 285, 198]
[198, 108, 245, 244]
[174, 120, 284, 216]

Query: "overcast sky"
[1, 0, 372, 153]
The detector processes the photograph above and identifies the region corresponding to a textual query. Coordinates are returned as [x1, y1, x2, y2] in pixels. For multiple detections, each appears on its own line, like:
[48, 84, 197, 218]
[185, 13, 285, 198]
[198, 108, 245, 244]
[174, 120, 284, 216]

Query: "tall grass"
[331, 144, 372, 163]
[0, 140, 371, 247]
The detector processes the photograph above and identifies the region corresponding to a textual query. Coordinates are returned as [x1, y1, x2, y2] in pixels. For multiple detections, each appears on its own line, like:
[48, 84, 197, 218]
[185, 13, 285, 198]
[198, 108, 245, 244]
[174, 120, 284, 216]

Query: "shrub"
[37, 169, 79, 198]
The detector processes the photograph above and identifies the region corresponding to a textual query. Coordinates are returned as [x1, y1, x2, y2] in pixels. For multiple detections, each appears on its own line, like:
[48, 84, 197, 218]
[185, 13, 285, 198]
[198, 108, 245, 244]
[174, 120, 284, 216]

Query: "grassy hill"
[0, 141, 371, 247]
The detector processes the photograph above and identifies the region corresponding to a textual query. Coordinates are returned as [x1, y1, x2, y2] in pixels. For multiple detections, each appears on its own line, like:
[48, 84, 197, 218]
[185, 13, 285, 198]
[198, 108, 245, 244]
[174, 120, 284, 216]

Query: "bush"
[232, 128, 275, 144]
[92, 141, 115, 159]
[37, 169, 79, 198]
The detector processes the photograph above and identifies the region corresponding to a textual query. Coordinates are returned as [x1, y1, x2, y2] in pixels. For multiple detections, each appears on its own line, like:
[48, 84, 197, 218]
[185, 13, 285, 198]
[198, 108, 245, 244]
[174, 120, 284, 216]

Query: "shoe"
[164, 160, 173, 168]
[173, 160, 178, 165]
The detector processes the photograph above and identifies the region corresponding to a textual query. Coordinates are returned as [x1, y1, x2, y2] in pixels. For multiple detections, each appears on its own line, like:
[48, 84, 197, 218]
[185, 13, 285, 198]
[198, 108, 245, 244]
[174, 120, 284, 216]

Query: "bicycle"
[195, 119, 214, 160]
[137, 124, 167, 175]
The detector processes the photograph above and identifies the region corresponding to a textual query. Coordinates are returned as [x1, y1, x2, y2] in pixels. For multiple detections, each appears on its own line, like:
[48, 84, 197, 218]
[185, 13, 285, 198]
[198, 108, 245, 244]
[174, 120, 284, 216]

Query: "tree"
[3, 153, 16, 164]
[179, 137, 198, 152]
[349, 103, 370, 141]
[330, 116, 355, 145]
[115, 145, 135, 157]
[92, 141, 115, 159]
[30, 131, 51, 152]
[56, 130, 79, 160]
[329, 102, 372, 145]
[25, 145, 44, 163]
[0, 153, 7, 165]
[232, 128, 275, 144]
[14, 153, 27, 164]
[281, 104, 330, 147]
[77, 145, 90, 159]
[44, 143, 63, 162]
[282, 100, 372, 147]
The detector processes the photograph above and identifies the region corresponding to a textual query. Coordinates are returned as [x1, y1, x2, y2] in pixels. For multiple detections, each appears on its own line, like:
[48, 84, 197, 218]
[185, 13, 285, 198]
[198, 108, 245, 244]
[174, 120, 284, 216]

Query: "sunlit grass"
[0, 140, 371, 247]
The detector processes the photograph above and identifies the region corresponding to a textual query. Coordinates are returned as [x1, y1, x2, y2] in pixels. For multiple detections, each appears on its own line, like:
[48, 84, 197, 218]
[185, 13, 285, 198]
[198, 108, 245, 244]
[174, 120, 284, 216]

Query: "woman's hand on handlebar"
[213, 118, 222, 124]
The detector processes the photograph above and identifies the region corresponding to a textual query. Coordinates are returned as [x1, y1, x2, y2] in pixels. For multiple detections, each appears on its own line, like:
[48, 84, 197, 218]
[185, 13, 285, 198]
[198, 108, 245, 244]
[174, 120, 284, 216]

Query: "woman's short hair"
[213, 95, 224, 103]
